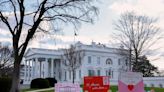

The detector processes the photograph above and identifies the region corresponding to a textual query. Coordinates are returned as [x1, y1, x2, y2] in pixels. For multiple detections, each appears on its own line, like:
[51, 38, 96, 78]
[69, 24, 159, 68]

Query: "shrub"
[46, 77, 57, 87]
[30, 78, 50, 89]
[0, 77, 12, 92]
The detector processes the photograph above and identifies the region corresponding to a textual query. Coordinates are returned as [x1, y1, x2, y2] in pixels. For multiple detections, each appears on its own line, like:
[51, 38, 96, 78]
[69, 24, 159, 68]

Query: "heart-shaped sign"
[128, 84, 134, 91]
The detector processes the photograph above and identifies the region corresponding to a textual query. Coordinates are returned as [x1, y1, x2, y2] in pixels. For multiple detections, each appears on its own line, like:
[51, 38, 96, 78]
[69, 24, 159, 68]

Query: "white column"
[45, 58, 49, 78]
[30, 60, 33, 81]
[24, 60, 27, 81]
[28, 60, 30, 81]
[26, 60, 28, 81]
[51, 59, 54, 77]
[32, 58, 35, 79]
[31, 59, 35, 79]
[34, 58, 37, 78]
[42, 61, 44, 78]
[35, 58, 39, 78]
[26, 60, 29, 82]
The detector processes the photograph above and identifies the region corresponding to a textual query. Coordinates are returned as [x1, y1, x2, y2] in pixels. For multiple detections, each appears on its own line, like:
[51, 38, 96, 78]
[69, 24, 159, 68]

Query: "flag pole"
[74, 30, 77, 44]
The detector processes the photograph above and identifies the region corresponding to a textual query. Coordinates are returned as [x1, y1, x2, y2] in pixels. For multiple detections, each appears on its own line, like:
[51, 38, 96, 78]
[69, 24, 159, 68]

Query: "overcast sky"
[0, 0, 164, 70]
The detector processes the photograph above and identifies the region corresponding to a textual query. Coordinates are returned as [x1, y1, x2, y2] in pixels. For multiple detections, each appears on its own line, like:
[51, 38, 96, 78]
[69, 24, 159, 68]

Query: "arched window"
[106, 58, 113, 65]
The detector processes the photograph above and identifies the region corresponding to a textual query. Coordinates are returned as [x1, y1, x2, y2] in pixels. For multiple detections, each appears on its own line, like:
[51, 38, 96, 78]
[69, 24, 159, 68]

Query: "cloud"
[0, 28, 12, 45]
[110, 0, 164, 16]
[109, 0, 164, 30]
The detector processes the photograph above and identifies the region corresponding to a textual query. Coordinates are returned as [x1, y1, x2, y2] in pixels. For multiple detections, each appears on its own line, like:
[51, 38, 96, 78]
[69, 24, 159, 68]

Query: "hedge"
[30, 78, 50, 89]
[46, 77, 57, 87]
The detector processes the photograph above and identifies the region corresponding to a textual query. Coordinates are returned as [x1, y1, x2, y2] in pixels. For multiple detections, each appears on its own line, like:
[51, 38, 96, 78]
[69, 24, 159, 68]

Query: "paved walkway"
[26, 87, 54, 92]
[20, 84, 30, 89]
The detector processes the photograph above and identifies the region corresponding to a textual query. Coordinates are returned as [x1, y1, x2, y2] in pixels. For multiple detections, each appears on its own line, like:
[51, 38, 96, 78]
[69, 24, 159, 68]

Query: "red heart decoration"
[128, 84, 134, 91]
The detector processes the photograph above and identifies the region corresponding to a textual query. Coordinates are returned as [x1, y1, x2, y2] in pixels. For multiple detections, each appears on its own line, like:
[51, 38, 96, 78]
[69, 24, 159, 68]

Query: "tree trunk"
[129, 48, 132, 71]
[72, 70, 75, 84]
[135, 52, 139, 63]
[10, 59, 21, 92]
[133, 49, 139, 72]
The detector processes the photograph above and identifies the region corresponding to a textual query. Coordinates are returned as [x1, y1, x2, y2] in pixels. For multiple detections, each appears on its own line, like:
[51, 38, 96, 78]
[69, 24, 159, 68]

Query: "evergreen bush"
[46, 77, 57, 87]
[30, 78, 50, 89]
[0, 77, 12, 92]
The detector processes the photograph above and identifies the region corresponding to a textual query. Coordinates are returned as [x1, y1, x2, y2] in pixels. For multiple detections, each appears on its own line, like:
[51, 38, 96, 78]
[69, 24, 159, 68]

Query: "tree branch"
[0, 12, 14, 36]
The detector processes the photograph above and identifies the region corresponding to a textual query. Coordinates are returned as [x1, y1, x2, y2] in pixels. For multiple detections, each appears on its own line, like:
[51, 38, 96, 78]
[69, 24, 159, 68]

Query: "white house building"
[23, 42, 164, 88]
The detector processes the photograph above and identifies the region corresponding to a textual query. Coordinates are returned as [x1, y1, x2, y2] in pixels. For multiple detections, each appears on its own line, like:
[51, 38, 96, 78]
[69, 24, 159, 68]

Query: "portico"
[24, 48, 62, 84]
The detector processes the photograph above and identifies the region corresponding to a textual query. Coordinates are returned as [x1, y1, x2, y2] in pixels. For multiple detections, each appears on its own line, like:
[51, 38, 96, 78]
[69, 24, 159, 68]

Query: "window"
[125, 59, 128, 66]
[79, 70, 81, 78]
[97, 57, 100, 64]
[59, 71, 62, 80]
[106, 70, 111, 76]
[88, 56, 91, 64]
[106, 58, 113, 65]
[64, 71, 67, 81]
[112, 71, 114, 78]
[88, 70, 95, 76]
[106, 69, 113, 78]
[74, 70, 76, 79]
[118, 59, 121, 65]
[97, 70, 101, 76]
[69, 71, 71, 80]
[59, 61, 61, 67]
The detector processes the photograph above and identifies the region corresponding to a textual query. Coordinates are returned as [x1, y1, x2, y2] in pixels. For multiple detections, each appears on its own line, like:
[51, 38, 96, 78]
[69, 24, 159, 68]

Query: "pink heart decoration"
[128, 84, 134, 91]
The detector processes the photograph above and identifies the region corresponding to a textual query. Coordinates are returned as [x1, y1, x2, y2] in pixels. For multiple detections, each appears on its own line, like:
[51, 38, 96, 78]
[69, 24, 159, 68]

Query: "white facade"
[23, 42, 164, 88]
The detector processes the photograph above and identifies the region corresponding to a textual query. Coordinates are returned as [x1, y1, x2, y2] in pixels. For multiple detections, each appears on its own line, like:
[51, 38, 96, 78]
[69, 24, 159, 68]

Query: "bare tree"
[62, 45, 84, 83]
[0, 44, 13, 77]
[0, 0, 98, 91]
[113, 12, 162, 71]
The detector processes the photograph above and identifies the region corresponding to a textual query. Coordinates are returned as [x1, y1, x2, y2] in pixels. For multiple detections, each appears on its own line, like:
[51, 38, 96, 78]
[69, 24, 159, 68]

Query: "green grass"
[21, 86, 164, 92]
[40, 90, 54, 92]
[110, 86, 164, 92]
[145, 87, 164, 92]
[21, 88, 38, 92]
[110, 85, 118, 91]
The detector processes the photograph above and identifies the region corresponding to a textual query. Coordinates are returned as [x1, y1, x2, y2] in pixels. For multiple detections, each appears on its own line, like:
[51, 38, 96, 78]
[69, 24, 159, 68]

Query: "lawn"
[110, 86, 164, 91]
[145, 87, 164, 92]
[21, 88, 54, 92]
[111, 86, 164, 92]
[21, 88, 38, 92]
[40, 90, 54, 92]
[22, 86, 164, 92]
